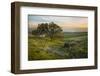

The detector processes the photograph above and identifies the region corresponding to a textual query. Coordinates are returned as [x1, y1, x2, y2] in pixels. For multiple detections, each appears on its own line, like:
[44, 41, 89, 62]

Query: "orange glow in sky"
[28, 15, 88, 32]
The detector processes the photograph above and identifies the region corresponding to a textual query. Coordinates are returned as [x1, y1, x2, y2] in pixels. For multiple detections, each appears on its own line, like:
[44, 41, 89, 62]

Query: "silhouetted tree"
[32, 22, 63, 39]
[48, 22, 62, 39]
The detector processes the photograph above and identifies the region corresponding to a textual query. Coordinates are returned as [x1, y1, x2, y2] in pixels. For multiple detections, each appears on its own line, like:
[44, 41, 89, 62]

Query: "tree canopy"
[32, 22, 63, 39]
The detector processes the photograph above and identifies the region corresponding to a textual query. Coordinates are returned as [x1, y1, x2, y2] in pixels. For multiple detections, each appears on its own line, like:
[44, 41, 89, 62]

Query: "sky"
[28, 15, 88, 32]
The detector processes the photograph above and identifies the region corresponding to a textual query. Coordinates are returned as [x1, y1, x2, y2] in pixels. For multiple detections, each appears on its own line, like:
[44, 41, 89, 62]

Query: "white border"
[20, 6, 95, 70]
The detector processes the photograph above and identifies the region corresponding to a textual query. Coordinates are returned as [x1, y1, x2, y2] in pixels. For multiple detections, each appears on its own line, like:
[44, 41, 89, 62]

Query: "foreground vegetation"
[28, 32, 88, 60]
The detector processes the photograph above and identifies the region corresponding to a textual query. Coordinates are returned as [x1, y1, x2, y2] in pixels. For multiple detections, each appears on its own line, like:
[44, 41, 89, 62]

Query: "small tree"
[48, 22, 63, 39]
[37, 23, 49, 35]
[32, 22, 63, 39]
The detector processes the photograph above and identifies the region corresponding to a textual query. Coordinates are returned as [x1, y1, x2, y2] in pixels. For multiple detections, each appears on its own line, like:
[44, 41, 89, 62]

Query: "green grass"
[28, 32, 88, 60]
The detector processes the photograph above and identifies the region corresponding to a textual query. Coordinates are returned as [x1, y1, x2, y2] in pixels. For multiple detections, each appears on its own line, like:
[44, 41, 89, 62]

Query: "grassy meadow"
[28, 32, 88, 60]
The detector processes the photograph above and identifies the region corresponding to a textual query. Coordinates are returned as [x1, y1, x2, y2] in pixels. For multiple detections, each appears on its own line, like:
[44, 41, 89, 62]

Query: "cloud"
[28, 15, 88, 32]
